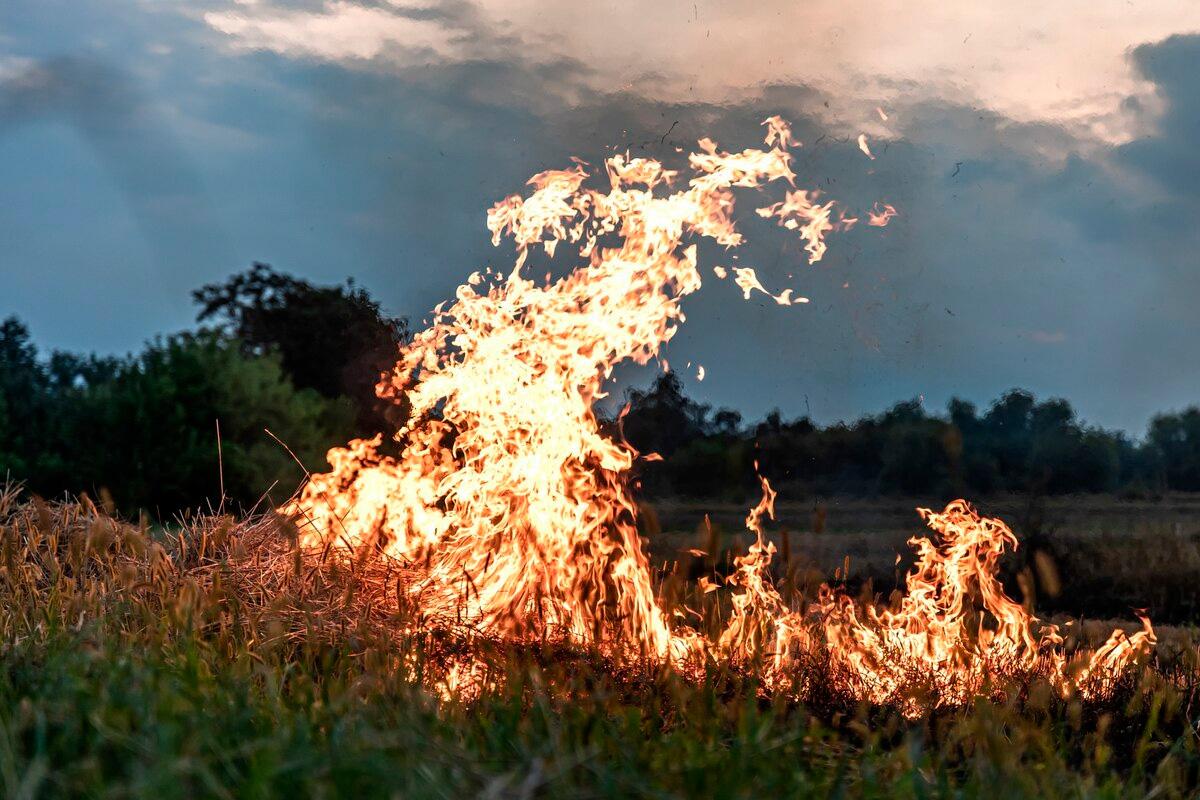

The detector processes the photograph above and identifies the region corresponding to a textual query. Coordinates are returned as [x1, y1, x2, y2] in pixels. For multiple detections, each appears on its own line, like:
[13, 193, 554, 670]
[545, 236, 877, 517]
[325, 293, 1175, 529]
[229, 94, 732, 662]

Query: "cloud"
[1027, 330, 1067, 345]
[202, 0, 1199, 144]
[204, 1, 465, 64]
[1118, 34, 1200, 204]
[281, 56, 1153, 423]
[6, 0, 1200, 433]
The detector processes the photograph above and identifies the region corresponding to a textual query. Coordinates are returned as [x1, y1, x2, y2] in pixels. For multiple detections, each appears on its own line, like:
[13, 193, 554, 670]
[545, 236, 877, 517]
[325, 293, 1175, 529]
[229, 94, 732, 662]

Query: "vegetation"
[0, 266, 404, 518]
[6, 269, 1200, 796]
[624, 373, 1198, 500]
[193, 263, 409, 437]
[0, 487, 1195, 798]
[5, 266, 1200, 517]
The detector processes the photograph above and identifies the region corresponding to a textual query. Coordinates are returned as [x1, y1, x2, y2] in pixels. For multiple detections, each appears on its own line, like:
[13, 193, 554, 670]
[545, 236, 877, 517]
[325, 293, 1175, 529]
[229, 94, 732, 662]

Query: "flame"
[728, 266, 806, 306]
[285, 118, 1153, 714]
[802, 501, 1156, 713]
[857, 133, 875, 160]
[756, 189, 837, 263]
[868, 201, 898, 227]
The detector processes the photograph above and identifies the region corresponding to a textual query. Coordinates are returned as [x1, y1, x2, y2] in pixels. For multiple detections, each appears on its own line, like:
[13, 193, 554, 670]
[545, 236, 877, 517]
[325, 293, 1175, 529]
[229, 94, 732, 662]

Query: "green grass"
[2, 488, 1199, 798]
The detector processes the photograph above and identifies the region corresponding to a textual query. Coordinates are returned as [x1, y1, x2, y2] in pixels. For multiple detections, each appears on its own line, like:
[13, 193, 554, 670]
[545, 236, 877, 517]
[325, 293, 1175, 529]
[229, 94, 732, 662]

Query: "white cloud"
[476, 0, 1198, 143]
[204, 1, 463, 64]
[202, 0, 1199, 145]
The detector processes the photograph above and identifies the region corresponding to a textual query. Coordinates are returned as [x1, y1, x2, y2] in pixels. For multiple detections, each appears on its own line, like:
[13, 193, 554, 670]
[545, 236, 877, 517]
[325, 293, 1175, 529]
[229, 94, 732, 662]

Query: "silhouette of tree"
[1148, 409, 1200, 491]
[194, 264, 408, 437]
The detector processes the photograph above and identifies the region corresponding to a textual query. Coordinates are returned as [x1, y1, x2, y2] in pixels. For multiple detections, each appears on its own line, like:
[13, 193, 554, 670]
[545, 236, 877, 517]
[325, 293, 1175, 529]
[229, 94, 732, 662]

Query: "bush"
[0, 320, 354, 517]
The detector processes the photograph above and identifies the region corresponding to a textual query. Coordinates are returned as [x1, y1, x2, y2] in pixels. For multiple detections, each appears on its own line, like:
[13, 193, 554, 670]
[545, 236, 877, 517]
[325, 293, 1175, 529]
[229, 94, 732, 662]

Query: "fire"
[868, 201, 898, 227]
[807, 501, 1155, 712]
[857, 133, 875, 160]
[285, 118, 1153, 714]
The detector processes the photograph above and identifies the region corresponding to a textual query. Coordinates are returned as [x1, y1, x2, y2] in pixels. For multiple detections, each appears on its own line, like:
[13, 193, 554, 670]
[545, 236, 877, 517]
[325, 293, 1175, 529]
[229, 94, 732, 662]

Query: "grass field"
[3, 485, 1200, 798]
[643, 493, 1200, 623]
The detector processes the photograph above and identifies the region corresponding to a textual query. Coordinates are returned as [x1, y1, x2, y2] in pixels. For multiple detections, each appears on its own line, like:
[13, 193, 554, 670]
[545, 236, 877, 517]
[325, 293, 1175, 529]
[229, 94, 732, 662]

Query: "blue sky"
[2, 1, 1199, 434]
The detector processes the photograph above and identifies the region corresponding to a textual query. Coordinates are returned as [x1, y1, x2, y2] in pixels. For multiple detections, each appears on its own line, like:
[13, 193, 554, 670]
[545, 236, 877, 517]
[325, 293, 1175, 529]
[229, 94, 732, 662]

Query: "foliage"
[623, 377, 1193, 499]
[7, 268, 1200, 514]
[621, 372, 746, 497]
[1147, 409, 1200, 491]
[193, 263, 408, 436]
[0, 319, 352, 517]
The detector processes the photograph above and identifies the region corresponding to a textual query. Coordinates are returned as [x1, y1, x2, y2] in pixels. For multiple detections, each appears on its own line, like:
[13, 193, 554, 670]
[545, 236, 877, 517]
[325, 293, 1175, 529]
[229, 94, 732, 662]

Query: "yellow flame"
[285, 117, 1152, 714]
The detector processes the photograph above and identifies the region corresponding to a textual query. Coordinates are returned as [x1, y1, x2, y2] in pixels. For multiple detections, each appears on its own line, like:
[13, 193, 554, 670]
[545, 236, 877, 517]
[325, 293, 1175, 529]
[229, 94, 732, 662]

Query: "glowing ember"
[285, 118, 1153, 713]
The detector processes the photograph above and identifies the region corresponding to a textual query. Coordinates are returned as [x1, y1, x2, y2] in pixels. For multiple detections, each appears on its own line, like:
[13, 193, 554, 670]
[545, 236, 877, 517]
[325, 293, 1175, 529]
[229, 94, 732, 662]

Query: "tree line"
[3, 266, 1200, 517]
[621, 372, 1200, 500]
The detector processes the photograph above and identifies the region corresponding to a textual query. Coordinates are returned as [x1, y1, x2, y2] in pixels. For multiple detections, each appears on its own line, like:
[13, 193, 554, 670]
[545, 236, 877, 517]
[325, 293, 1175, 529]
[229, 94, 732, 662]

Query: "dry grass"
[2, 483, 1200, 797]
[644, 494, 1200, 626]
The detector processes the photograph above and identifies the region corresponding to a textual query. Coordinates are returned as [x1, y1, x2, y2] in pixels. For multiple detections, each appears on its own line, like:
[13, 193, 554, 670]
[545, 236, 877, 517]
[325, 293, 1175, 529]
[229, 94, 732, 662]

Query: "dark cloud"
[1120, 34, 1200, 204]
[289, 61, 1119, 425]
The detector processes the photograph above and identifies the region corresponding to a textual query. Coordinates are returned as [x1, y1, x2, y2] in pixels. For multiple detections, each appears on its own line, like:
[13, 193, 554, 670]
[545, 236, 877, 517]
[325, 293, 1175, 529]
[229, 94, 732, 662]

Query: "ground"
[1, 486, 1199, 798]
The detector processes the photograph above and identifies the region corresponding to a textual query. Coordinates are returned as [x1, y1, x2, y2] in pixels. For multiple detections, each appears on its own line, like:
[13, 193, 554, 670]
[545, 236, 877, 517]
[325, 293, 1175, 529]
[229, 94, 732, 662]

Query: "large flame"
[285, 118, 1153, 713]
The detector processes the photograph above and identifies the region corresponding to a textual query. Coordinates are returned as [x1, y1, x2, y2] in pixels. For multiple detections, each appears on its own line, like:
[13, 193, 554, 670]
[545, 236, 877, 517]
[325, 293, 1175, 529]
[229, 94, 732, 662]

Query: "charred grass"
[1, 485, 1199, 798]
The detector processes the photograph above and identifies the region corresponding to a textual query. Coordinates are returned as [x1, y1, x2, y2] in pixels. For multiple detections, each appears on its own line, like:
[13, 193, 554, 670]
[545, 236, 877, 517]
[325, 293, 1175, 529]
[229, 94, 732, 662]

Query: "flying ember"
[284, 118, 1153, 714]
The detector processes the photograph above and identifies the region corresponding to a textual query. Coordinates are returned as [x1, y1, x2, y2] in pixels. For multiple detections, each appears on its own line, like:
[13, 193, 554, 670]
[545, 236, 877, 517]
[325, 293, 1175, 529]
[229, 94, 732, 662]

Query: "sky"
[2, 1, 1199, 434]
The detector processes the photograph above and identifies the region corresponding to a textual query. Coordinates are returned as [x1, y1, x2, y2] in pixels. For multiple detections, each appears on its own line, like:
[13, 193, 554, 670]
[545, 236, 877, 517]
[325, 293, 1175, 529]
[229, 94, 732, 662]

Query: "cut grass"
[1, 485, 1199, 798]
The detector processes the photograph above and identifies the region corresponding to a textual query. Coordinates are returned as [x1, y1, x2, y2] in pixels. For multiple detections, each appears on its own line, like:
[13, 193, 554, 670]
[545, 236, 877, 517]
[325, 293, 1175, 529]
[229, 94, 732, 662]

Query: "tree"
[61, 332, 355, 515]
[622, 372, 712, 459]
[194, 264, 408, 437]
[1148, 409, 1200, 491]
[877, 400, 953, 495]
[622, 373, 753, 497]
[979, 390, 1038, 490]
[1, 318, 355, 517]
[0, 318, 49, 480]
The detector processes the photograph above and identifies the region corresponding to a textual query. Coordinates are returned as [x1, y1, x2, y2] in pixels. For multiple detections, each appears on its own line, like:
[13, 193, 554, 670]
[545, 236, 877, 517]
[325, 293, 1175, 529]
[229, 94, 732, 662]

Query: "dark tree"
[1148, 409, 1200, 491]
[1, 320, 354, 516]
[0, 318, 49, 479]
[622, 372, 712, 459]
[622, 373, 751, 497]
[876, 400, 954, 495]
[194, 264, 408, 436]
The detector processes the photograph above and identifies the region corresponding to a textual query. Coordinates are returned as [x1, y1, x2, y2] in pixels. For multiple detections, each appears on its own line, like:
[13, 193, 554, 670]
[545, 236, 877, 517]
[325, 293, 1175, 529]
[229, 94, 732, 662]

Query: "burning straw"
[0, 119, 1155, 721]
[270, 118, 1158, 716]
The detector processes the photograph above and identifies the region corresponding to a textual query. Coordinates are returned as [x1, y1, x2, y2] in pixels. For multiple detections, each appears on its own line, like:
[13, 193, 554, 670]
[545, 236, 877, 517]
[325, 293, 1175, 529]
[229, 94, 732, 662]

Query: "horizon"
[4, 290, 1178, 444]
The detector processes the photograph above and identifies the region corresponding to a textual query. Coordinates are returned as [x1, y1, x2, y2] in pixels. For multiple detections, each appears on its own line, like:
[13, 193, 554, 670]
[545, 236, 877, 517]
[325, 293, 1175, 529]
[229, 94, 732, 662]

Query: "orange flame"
[803, 501, 1155, 712]
[285, 118, 1152, 713]
[868, 201, 898, 227]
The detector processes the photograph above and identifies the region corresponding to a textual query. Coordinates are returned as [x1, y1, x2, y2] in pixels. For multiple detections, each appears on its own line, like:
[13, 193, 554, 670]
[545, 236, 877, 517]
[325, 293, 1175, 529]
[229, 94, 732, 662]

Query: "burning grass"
[2, 485, 1200, 797]
[281, 118, 1156, 718]
[3, 117, 1196, 795]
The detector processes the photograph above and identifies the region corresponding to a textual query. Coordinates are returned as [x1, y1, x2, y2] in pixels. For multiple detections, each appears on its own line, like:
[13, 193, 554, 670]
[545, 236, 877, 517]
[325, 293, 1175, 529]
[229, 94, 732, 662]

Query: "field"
[644, 493, 1200, 624]
[3, 485, 1200, 798]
